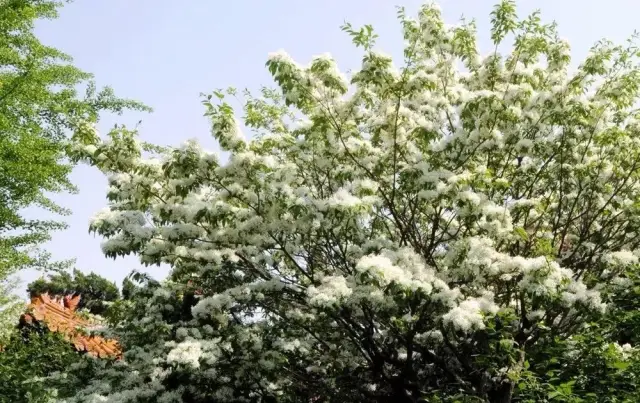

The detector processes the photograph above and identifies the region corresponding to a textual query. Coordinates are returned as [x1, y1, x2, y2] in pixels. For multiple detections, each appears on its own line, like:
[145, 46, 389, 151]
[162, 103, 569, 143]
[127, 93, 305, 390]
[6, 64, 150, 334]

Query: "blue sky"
[22, 0, 640, 291]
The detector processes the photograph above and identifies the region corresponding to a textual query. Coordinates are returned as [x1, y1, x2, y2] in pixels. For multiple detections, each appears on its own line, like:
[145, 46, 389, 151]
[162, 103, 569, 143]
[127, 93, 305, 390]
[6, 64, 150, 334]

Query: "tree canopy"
[27, 269, 121, 315]
[54, 1, 640, 401]
[0, 0, 148, 339]
[0, 329, 81, 403]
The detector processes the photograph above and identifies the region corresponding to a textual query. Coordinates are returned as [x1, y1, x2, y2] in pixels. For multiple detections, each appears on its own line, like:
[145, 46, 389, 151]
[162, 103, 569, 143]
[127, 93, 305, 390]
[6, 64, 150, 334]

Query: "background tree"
[0, 0, 149, 339]
[121, 276, 137, 301]
[0, 330, 81, 403]
[59, 1, 640, 402]
[27, 269, 121, 315]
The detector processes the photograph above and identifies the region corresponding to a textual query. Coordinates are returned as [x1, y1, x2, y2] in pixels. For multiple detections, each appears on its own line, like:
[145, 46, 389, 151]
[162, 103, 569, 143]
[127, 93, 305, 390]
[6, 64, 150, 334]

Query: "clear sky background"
[21, 0, 640, 292]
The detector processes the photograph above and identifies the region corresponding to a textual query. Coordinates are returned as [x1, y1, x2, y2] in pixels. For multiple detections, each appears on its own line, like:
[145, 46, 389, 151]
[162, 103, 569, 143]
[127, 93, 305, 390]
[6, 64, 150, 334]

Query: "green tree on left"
[0, 0, 149, 342]
[0, 330, 81, 403]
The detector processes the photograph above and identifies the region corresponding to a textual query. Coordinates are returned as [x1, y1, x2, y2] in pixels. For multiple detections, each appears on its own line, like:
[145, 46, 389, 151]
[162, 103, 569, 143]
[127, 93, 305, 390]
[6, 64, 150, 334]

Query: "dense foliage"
[56, 1, 640, 401]
[28, 269, 121, 315]
[0, 0, 148, 339]
[0, 326, 81, 403]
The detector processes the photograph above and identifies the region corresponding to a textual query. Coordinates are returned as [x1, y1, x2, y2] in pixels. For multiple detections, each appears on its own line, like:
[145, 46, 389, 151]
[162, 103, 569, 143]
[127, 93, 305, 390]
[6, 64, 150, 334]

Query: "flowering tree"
[62, 1, 640, 401]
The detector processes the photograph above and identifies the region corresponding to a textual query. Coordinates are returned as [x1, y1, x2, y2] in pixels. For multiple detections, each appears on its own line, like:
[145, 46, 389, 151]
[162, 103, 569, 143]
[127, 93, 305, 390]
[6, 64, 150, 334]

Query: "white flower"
[356, 254, 410, 285]
[307, 275, 352, 306]
[327, 188, 361, 209]
[605, 250, 639, 266]
[166, 340, 203, 369]
[442, 293, 498, 332]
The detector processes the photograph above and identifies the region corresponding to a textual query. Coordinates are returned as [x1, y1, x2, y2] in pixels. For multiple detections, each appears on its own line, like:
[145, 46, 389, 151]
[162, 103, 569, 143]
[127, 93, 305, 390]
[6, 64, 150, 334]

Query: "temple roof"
[20, 294, 121, 359]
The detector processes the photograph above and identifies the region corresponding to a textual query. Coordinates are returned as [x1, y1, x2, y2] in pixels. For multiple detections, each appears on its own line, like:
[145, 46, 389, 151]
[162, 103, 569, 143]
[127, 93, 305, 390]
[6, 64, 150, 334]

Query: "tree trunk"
[488, 381, 514, 403]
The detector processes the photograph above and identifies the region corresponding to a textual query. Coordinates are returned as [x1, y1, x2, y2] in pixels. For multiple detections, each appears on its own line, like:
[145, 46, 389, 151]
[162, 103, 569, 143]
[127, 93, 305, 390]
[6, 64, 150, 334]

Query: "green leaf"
[611, 361, 631, 370]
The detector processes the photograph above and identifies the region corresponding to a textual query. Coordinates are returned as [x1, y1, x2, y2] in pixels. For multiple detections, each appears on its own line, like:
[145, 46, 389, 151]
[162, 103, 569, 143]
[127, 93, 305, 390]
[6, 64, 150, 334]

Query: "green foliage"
[0, 329, 80, 403]
[506, 266, 640, 402]
[27, 269, 121, 315]
[121, 276, 137, 301]
[340, 21, 378, 51]
[0, 0, 149, 336]
[490, 0, 518, 45]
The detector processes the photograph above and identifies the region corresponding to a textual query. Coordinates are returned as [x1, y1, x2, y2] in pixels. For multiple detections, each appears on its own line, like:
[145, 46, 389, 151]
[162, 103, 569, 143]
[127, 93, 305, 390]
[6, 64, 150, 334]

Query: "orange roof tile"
[21, 293, 121, 359]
